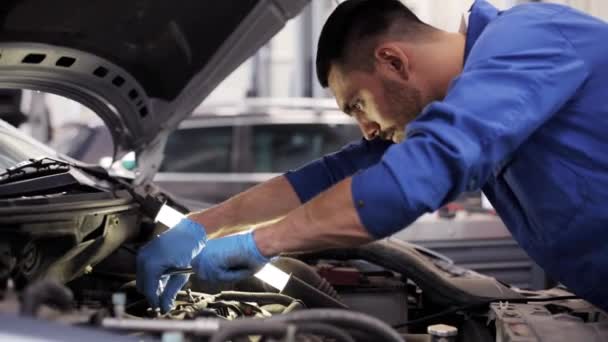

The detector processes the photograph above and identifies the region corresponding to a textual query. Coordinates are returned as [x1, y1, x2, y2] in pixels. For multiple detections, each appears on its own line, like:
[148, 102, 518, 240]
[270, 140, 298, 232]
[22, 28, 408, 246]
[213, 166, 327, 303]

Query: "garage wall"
[205, 0, 521, 102]
[416, 0, 608, 29]
[411, 0, 517, 31]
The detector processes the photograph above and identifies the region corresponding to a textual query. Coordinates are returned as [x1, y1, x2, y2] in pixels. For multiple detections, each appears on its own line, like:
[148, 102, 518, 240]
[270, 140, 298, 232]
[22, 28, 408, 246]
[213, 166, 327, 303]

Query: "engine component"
[490, 301, 608, 341]
[317, 261, 409, 326]
[0, 157, 145, 287]
[268, 309, 405, 342]
[0, 242, 14, 293]
[208, 321, 356, 342]
[0, 313, 146, 342]
[270, 257, 341, 301]
[215, 291, 301, 308]
[293, 238, 523, 307]
[0, 197, 141, 286]
[103, 308, 405, 342]
[169, 262, 347, 309]
[131, 290, 303, 321]
[427, 324, 458, 342]
[112, 292, 126, 318]
[280, 273, 347, 309]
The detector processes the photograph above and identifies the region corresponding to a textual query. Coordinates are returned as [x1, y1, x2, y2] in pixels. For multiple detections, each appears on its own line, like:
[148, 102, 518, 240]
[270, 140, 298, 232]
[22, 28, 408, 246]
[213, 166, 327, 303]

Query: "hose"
[20, 279, 73, 317]
[214, 291, 299, 307]
[270, 309, 404, 342]
[281, 276, 348, 309]
[295, 322, 356, 342]
[271, 257, 341, 301]
[209, 321, 287, 342]
[283, 300, 305, 313]
[102, 309, 403, 341]
[210, 321, 356, 342]
[315, 276, 340, 300]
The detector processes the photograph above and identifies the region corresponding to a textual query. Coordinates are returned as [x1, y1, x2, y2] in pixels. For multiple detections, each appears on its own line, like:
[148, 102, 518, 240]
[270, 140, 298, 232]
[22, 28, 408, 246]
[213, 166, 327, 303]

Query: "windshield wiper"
[0, 157, 172, 218]
[0, 157, 71, 183]
[0, 157, 112, 183]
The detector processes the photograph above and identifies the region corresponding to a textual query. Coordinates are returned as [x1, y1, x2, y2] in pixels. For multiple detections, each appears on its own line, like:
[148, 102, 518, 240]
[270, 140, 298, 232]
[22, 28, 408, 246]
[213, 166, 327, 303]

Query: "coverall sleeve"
[352, 9, 590, 238]
[285, 138, 392, 203]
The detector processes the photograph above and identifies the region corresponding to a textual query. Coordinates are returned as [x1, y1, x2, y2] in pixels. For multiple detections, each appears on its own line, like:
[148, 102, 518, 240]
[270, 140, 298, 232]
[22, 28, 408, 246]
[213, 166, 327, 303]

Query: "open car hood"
[0, 0, 309, 183]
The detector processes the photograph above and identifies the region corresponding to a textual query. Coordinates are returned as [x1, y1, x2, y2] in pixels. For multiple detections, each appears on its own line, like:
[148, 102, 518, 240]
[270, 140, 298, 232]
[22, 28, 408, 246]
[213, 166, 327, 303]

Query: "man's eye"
[353, 100, 364, 112]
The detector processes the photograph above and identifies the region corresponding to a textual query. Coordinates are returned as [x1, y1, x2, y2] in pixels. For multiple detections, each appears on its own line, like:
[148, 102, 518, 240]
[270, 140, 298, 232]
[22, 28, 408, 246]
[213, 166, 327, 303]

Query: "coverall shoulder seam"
[547, 8, 592, 77]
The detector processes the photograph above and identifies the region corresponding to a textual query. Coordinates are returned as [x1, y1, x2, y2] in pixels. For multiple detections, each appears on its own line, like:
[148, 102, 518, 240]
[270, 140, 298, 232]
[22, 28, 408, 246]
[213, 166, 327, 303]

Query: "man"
[138, 0, 608, 313]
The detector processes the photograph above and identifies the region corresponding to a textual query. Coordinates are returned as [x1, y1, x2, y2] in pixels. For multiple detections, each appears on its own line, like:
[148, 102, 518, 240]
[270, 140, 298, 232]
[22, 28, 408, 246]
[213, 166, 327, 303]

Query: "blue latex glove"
[136, 218, 207, 313]
[191, 231, 269, 283]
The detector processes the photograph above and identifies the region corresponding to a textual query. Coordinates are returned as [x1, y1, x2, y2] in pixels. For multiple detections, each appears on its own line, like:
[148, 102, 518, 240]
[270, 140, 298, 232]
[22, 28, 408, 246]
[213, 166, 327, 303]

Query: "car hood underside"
[0, 0, 308, 183]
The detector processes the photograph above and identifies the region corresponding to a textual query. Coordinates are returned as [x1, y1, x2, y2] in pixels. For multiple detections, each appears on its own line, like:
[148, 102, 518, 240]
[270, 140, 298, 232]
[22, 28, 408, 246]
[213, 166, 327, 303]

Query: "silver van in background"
[154, 98, 361, 204]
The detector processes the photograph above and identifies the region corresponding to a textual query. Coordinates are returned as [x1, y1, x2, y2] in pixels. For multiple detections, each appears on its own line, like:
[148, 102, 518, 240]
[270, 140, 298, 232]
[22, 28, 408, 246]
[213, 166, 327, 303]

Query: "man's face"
[328, 64, 423, 143]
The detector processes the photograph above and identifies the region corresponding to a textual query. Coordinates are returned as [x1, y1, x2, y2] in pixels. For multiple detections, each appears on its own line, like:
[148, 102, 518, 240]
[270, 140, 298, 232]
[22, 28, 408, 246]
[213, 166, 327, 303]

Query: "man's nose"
[357, 117, 380, 140]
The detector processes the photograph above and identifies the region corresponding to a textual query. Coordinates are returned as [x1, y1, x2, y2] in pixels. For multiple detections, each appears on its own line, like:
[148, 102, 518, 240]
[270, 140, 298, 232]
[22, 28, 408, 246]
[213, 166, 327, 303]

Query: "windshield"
[0, 120, 61, 172]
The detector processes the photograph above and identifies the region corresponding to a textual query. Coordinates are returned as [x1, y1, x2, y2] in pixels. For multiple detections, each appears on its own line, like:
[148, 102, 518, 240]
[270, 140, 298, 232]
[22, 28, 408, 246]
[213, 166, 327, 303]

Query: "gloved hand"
[136, 218, 207, 313]
[191, 231, 269, 283]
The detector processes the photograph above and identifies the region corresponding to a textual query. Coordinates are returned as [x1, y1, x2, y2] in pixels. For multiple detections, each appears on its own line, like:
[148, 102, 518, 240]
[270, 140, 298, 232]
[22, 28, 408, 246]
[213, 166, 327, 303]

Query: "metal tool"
[165, 267, 195, 276]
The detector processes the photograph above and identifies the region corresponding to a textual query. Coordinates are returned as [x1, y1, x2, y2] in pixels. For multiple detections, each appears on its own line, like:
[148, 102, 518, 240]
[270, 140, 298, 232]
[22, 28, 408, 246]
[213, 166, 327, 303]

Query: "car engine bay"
[0, 158, 607, 341]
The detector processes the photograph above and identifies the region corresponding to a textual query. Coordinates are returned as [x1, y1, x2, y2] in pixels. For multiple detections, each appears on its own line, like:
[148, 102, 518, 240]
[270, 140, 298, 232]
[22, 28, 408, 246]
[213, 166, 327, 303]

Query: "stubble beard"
[381, 77, 423, 143]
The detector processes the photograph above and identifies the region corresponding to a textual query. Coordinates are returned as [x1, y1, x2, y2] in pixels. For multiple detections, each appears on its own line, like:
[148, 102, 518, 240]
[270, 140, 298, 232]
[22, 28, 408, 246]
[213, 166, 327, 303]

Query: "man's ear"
[374, 44, 409, 81]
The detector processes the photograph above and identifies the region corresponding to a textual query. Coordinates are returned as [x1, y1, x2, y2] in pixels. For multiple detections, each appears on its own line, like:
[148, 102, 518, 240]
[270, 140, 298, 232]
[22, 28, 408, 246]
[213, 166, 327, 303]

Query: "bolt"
[285, 324, 296, 342]
[162, 332, 184, 342]
[112, 292, 126, 319]
[22, 244, 37, 271]
[84, 265, 93, 274]
[428, 324, 458, 342]
[187, 288, 195, 302]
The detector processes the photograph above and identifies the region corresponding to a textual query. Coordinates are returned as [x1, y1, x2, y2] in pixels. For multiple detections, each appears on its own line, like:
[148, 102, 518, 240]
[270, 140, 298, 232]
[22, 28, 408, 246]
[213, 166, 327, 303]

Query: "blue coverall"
[286, 0, 608, 310]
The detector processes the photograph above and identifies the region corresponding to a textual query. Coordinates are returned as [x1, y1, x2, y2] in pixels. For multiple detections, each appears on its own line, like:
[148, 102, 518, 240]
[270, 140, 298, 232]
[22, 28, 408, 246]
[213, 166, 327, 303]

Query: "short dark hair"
[316, 0, 432, 88]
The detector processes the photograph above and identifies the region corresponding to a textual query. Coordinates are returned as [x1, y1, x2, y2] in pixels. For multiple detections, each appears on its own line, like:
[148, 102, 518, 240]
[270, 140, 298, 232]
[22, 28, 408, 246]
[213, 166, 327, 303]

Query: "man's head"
[316, 0, 464, 143]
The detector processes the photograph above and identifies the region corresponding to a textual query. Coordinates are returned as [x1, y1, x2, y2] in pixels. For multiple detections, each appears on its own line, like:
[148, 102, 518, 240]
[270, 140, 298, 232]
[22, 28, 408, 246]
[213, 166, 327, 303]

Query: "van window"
[160, 126, 233, 173]
[252, 124, 360, 172]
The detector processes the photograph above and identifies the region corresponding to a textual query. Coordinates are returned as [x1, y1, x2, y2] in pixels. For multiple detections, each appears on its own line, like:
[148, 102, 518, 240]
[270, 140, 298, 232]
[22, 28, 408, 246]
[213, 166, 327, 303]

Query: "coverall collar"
[464, 0, 501, 63]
